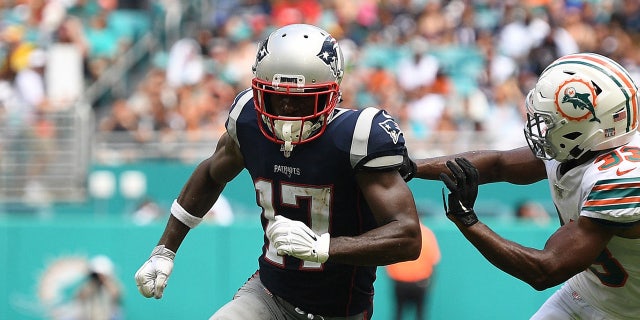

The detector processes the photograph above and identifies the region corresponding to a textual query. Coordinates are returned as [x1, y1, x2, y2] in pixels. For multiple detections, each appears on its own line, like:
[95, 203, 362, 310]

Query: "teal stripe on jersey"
[584, 202, 640, 211]
[584, 177, 640, 211]
[587, 186, 640, 200]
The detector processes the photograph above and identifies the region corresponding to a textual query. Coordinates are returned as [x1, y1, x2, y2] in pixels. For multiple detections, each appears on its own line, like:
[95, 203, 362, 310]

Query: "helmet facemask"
[524, 102, 557, 161]
[253, 78, 340, 152]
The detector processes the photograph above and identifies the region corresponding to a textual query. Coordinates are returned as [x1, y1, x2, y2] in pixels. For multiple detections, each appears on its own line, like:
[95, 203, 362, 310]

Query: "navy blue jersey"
[226, 89, 407, 317]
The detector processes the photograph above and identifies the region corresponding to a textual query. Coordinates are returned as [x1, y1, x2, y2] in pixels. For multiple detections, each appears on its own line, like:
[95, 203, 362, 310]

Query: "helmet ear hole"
[563, 132, 582, 140]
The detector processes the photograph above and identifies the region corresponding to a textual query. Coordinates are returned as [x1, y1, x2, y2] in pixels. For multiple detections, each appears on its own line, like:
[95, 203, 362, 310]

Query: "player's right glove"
[266, 215, 330, 263]
[440, 157, 479, 227]
[134, 245, 175, 299]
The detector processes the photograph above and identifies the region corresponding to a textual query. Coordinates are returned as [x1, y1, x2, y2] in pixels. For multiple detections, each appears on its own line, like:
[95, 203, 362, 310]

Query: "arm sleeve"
[350, 107, 407, 171]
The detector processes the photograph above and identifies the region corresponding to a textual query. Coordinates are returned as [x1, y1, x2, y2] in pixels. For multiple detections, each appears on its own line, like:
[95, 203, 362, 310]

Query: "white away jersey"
[544, 133, 640, 319]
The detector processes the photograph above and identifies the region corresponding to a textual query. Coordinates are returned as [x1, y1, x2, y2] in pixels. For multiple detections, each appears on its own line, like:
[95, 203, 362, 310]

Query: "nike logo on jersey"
[616, 168, 635, 176]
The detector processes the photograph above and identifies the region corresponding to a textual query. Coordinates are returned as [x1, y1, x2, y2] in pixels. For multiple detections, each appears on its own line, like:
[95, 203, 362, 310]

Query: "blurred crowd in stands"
[2, 0, 640, 159]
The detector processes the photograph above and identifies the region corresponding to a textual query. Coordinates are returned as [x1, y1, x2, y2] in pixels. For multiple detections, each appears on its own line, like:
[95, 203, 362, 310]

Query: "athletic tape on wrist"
[151, 244, 176, 260]
[171, 199, 202, 228]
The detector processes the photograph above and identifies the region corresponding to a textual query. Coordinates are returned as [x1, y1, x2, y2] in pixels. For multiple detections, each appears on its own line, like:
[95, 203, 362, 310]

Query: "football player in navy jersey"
[406, 53, 640, 319]
[134, 24, 422, 320]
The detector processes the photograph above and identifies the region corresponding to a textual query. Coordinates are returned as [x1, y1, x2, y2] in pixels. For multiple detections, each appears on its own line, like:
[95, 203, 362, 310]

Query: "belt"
[273, 295, 367, 320]
[293, 306, 326, 320]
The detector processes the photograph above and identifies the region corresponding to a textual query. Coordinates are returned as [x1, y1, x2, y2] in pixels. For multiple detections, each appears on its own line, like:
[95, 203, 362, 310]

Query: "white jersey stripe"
[350, 107, 379, 168]
[227, 89, 254, 146]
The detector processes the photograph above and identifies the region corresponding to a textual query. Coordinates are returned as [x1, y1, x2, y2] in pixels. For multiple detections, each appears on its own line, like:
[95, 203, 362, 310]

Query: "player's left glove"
[440, 157, 479, 227]
[266, 215, 330, 263]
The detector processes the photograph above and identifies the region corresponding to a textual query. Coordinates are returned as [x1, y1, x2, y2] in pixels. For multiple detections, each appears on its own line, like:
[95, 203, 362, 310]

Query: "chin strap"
[281, 122, 294, 153]
[281, 122, 294, 158]
[275, 118, 321, 157]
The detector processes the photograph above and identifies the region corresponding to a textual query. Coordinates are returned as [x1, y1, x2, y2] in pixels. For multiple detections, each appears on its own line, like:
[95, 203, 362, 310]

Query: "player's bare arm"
[326, 169, 422, 266]
[442, 156, 640, 291]
[158, 132, 245, 252]
[414, 147, 546, 185]
[455, 216, 619, 290]
[135, 132, 245, 299]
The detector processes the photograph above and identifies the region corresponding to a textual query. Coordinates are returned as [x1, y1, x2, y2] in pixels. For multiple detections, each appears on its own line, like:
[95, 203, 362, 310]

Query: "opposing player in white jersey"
[406, 52, 640, 319]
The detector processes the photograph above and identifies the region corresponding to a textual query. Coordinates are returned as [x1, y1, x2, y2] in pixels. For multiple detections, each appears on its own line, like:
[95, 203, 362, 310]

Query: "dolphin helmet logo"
[555, 78, 600, 123]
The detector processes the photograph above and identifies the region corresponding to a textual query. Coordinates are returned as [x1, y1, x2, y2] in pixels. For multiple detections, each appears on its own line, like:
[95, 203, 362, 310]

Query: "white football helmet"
[524, 52, 639, 162]
[252, 24, 344, 152]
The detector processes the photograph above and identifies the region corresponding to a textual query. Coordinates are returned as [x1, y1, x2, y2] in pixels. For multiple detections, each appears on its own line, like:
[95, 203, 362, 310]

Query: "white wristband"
[170, 199, 202, 228]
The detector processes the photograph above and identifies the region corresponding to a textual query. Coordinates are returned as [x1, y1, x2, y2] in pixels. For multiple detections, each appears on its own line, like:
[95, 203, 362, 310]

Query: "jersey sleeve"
[225, 88, 253, 147]
[350, 107, 407, 171]
[582, 176, 640, 225]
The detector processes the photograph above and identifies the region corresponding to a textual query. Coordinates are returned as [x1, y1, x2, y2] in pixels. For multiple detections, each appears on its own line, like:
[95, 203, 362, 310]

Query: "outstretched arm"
[441, 158, 618, 290]
[414, 146, 547, 185]
[456, 216, 616, 290]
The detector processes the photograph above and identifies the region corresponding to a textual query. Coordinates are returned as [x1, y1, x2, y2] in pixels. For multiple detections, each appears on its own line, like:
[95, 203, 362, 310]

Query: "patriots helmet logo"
[317, 36, 343, 80]
[378, 119, 402, 144]
[252, 39, 269, 73]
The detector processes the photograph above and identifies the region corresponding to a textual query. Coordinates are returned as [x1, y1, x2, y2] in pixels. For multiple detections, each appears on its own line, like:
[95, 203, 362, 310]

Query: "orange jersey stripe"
[591, 182, 640, 191]
[585, 196, 640, 206]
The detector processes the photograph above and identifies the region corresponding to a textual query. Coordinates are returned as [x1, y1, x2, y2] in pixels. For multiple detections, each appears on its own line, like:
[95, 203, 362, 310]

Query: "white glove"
[134, 245, 175, 299]
[266, 215, 330, 263]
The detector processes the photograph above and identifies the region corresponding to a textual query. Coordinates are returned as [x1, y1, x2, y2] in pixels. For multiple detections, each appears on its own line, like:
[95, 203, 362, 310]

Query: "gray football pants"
[209, 271, 370, 320]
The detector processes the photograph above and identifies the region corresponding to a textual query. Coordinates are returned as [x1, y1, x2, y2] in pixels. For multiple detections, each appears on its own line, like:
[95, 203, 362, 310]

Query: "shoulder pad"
[226, 89, 253, 146]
